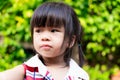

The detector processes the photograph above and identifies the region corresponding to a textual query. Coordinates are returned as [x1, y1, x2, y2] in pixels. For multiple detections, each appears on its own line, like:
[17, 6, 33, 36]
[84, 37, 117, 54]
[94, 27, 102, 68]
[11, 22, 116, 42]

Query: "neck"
[41, 56, 67, 68]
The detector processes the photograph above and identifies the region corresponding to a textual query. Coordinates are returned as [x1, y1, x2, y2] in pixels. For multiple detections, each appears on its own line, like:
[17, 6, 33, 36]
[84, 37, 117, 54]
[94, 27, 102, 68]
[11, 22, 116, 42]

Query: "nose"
[41, 32, 51, 41]
[41, 37, 50, 41]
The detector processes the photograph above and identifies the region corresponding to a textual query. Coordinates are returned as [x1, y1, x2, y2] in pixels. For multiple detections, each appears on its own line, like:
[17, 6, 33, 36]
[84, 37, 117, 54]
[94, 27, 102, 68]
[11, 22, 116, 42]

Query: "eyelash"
[51, 29, 59, 32]
[35, 28, 59, 33]
[35, 29, 41, 33]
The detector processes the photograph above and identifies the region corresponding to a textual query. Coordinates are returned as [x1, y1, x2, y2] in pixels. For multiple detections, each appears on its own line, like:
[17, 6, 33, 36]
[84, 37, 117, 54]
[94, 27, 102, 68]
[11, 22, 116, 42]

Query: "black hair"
[30, 2, 84, 67]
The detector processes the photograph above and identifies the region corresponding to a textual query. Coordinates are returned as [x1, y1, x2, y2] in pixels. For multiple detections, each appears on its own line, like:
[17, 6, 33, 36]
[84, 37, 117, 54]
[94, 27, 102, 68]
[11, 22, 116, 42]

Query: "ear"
[69, 35, 76, 48]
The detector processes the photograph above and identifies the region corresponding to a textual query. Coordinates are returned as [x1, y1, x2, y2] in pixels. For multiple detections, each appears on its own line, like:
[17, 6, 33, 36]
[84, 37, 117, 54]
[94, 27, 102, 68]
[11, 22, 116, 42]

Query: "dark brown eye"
[51, 29, 58, 32]
[35, 29, 41, 33]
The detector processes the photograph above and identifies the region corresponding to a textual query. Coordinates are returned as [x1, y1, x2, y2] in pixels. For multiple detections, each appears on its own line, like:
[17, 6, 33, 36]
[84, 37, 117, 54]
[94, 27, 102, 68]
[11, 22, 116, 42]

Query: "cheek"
[61, 39, 69, 49]
[33, 35, 36, 44]
[33, 35, 39, 47]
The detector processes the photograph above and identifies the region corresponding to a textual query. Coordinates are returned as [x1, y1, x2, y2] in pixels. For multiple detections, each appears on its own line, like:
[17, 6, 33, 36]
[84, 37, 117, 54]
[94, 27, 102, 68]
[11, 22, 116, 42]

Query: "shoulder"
[69, 59, 89, 80]
[0, 65, 24, 80]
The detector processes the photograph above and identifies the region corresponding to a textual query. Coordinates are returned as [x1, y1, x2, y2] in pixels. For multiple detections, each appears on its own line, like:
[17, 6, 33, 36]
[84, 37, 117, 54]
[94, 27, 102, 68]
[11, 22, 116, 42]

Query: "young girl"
[0, 2, 89, 80]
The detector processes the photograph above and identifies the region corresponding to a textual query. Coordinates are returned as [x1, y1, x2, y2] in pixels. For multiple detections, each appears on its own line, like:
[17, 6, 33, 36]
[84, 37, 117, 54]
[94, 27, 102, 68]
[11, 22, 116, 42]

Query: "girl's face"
[33, 26, 68, 59]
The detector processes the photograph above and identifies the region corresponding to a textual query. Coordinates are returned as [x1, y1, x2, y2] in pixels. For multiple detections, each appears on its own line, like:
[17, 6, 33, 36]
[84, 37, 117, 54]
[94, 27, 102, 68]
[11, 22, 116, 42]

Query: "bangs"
[30, 2, 83, 66]
[30, 3, 66, 28]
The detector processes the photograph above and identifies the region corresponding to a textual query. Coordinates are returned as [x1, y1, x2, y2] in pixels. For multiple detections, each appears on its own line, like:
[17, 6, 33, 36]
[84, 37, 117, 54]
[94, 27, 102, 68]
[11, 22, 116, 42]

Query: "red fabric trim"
[23, 64, 38, 72]
[22, 64, 27, 75]
[68, 76, 72, 80]
[26, 76, 43, 80]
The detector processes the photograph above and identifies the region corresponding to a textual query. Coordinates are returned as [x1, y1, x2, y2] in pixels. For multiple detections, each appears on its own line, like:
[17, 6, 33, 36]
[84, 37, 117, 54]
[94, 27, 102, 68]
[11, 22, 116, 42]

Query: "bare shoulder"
[0, 65, 24, 80]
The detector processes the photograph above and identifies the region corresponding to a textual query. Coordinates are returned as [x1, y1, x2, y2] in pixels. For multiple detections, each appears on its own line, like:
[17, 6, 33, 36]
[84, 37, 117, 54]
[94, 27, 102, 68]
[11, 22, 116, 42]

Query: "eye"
[51, 29, 59, 32]
[36, 30, 40, 33]
[35, 29, 41, 33]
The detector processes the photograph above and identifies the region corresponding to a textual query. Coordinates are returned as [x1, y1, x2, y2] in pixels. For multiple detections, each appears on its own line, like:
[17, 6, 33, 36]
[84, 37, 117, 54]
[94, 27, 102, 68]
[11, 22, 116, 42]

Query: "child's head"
[30, 2, 84, 67]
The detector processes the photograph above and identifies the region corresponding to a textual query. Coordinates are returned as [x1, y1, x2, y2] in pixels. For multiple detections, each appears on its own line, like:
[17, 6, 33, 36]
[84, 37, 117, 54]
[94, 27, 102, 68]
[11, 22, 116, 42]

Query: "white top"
[24, 54, 89, 80]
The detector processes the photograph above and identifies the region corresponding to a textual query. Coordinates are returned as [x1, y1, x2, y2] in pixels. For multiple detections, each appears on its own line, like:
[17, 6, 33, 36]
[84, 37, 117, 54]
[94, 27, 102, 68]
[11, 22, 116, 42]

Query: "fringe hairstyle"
[30, 2, 84, 67]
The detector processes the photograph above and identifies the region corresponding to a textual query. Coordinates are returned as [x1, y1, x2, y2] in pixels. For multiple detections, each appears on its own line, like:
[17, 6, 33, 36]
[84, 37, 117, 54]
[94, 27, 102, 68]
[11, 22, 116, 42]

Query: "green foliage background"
[0, 0, 120, 80]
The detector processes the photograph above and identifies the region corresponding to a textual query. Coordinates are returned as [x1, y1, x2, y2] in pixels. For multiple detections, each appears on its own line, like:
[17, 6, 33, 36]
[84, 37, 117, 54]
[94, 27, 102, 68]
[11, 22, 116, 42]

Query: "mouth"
[40, 44, 52, 50]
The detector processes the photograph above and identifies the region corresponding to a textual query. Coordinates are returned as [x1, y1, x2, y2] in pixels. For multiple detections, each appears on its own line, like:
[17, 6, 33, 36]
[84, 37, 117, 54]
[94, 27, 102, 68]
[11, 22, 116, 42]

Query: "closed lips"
[40, 45, 52, 48]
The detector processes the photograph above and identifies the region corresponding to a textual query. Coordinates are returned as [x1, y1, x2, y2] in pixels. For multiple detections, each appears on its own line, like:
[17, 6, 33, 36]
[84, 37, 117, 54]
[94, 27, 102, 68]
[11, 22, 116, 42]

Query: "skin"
[33, 26, 76, 80]
[0, 26, 76, 80]
[33, 26, 70, 80]
[33, 26, 69, 64]
[111, 71, 120, 80]
[0, 65, 24, 80]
